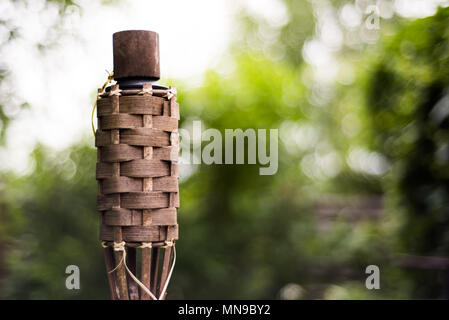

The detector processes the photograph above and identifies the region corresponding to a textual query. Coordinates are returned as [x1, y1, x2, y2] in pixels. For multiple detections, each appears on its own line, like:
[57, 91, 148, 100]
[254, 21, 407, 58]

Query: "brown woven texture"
[96, 84, 179, 244]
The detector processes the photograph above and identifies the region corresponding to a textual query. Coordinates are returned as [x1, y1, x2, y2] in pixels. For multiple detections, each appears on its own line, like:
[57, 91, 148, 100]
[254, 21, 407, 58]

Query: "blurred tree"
[362, 7, 449, 298]
[0, 0, 120, 299]
[0, 0, 83, 142]
[0, 144, 109, 299]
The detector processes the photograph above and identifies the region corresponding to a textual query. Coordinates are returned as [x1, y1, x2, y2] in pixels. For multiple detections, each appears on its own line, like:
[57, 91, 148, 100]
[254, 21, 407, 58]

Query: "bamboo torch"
[95, 30, 179, 300]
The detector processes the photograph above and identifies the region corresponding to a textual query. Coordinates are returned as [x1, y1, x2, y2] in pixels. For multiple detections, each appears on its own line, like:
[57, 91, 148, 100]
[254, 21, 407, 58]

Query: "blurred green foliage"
[364, 9, 449, 298]
[0, 144, 109, 299]
[0, 1, 448, 299]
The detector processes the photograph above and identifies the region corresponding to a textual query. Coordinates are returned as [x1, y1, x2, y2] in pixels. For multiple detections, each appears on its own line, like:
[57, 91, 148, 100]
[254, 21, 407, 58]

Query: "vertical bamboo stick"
[98, 88, 119, 300]
[141, 83, 154, 299]
[113, 229, 128, 300]
[127, 247, 139, 300]
[141, 247, 152, 300]
[111, 84, 129, 300]
[159, 246, 173, 300]
[151, 247, 161, 296]
[103, 247, 119, 300]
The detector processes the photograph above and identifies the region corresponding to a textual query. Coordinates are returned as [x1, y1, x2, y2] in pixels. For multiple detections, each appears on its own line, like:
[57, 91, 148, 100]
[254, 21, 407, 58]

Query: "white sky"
[0, 0, 241, 173]
[0, 0, 447, 174]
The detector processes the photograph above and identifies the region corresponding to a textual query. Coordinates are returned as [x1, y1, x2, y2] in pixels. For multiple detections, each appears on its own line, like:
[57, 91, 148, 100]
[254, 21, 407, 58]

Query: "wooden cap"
[113, 30, 160, 80]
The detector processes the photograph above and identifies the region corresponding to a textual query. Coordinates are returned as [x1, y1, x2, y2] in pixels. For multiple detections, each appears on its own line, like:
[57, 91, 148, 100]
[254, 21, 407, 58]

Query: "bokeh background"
[1, 0, 449, 299]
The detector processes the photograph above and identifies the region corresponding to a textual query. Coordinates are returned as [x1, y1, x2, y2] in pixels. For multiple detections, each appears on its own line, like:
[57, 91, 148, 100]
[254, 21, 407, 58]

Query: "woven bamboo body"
[95, 83, 179, 300]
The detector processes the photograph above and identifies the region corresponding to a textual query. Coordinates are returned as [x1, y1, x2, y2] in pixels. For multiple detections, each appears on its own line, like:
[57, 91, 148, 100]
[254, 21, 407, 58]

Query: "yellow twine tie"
[91, 71, 115, 135]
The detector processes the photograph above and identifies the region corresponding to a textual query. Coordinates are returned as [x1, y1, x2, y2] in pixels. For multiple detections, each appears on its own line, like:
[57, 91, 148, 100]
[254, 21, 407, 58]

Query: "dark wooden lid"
[113, 30, 160, 80]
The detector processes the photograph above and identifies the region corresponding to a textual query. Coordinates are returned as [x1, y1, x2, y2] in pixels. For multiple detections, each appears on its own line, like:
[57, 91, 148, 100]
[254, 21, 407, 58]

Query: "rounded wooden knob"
[113, 30, 160, 80]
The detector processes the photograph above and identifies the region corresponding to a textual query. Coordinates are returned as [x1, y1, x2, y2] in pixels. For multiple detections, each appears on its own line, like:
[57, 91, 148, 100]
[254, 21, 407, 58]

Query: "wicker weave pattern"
[96, 84, 179, 244]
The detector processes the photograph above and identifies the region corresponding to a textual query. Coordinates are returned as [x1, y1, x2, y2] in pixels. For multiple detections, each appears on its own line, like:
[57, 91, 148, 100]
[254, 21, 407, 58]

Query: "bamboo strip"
[111, 85, 129, 300]
[159, 246, 173, 300]
[127, 247, 139, 300]
[141, 83, 153, 300]
[141, 248, 152, 300]
[98, 88, 120, 300]
[103, 246, 119, 299]
[150, 247, 161, 296]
